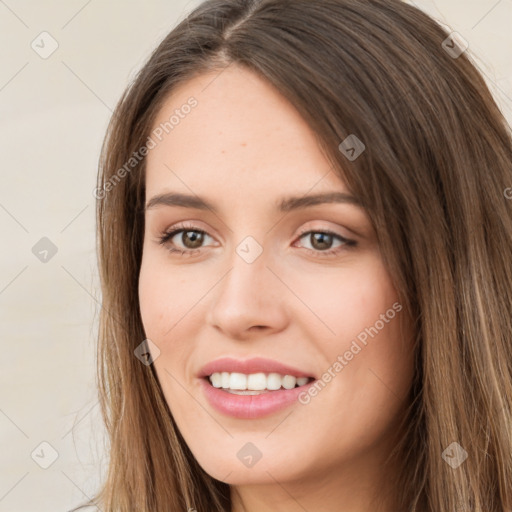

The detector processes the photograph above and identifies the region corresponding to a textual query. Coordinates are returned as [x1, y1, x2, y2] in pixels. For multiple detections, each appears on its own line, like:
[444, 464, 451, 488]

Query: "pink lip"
[199, 377, 315, 419]
[197, 357, 315, 379]
[197, 357, 316, 419]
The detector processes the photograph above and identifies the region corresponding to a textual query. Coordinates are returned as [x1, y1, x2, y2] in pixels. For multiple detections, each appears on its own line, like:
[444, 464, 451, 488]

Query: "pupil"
[183, 231, 203, 248]
[311, 233, 332, 250]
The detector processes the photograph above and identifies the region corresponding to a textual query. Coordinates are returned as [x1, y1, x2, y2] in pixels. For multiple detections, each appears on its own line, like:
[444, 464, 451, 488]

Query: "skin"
[138, 64, 416, 512]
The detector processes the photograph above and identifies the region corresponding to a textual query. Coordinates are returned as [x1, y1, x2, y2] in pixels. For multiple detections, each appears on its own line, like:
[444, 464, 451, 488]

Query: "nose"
[205, 244, 289, 340]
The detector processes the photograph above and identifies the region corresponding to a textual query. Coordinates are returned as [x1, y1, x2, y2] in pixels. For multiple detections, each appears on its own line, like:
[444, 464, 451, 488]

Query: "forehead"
[145, 65, 347, 200]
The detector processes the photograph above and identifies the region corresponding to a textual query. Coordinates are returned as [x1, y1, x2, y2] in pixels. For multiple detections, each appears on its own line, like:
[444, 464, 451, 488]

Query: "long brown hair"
[73, 0, 512, 510]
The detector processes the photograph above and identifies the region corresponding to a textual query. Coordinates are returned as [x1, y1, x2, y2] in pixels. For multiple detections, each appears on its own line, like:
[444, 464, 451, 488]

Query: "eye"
[294, 229, 356, 257]
[158, 223, 215, 256]
[157, 224, 357, 258]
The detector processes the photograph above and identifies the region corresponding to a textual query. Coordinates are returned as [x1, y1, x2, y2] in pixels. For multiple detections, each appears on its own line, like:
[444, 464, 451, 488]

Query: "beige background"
[0, 1, 510, 511]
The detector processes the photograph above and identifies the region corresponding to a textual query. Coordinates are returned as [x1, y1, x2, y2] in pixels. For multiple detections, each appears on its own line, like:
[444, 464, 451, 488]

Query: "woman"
[76, 0, 512, 510]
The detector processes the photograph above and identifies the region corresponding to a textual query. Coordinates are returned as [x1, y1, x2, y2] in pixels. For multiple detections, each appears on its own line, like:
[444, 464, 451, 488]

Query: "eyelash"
[157, 222, 357, 258]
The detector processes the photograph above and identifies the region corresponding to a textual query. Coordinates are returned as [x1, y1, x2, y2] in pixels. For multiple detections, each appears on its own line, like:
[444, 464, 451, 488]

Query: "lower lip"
[199, 377, 315, 419]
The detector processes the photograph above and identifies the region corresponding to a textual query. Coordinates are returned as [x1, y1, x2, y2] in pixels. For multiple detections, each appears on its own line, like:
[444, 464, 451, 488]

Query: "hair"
[72, 0, 512, 510]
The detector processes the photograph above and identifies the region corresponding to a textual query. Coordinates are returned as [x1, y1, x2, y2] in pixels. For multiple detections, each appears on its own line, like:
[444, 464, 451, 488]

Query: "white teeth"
[229, 372, 247, 390]
[267, 372, 282, 390]
[210, 373, 222, 387]
[226, 389, 268, 395]
[208, 371, 312, 391]
[282, 375, 297, 389]
[247, 372, 267, 390]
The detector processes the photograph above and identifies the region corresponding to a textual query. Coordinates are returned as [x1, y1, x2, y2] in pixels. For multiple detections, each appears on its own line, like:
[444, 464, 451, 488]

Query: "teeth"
[247, 372, 267, 390]
[282, 375, 297, 389]
[229, 372, 247, 390]
[208, 371, 311, 391]
[226, 389, 269, 395]
[267, 373, 282, 390]
[210, 372, 223, 387]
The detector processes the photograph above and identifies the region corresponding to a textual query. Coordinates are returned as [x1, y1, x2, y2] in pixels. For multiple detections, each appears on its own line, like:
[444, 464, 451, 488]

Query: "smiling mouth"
[204, 371, 315, 395]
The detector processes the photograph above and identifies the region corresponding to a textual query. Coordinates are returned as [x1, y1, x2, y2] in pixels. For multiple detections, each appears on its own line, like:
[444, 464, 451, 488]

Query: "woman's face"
[139, 65, 415, 506]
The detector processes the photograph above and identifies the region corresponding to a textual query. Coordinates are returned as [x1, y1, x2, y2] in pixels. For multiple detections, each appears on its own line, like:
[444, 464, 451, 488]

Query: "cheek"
[287, 263, 414, 467]
[138, 260, 168, 339]
[138, 251, 196, 340]
[282, 253, 401, 346]
[290, 255, 414, 406]
[138, 256, 195, 397]
[138, 251, 215, 378]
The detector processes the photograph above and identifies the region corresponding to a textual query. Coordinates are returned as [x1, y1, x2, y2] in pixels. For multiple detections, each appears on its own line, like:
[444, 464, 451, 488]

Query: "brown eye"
[158, 225, 215, 255]
[309, 232, 334, 251]
[179, 230, 204, 249]
[296, 229, 357, 258]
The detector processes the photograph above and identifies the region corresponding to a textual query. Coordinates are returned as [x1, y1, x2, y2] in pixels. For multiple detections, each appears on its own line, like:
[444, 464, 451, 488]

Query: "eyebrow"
[144, 191, 362, 213]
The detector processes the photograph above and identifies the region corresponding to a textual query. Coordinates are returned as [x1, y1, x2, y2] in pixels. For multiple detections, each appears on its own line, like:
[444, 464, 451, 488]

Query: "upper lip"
[198, 357, 316, 379]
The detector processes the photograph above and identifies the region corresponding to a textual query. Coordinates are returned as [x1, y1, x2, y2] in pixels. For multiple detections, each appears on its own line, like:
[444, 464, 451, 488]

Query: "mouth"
[197, 357, 318, 417]
[203, 372, 316, 395]
[200, 371, 317, 419]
